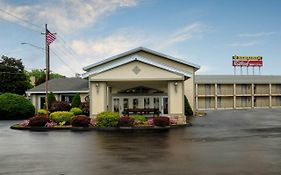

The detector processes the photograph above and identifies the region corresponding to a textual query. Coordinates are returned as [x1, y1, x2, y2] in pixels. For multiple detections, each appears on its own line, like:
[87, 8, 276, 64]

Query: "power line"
[21, 43, 76, 75]
[0, 8, 42, 30]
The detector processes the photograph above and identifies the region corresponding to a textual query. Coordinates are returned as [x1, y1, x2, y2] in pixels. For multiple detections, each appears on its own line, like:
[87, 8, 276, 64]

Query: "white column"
[90, 82, 107, 117]
[168, 81, 184, 115]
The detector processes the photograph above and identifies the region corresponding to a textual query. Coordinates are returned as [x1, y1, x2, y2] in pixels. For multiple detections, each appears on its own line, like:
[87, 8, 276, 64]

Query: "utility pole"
[44, 24, 50, 116]
[41, 24, 56, 116]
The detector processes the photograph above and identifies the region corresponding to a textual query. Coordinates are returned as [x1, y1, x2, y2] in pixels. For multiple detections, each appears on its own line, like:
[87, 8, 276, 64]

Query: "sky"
[0, 0, 281, 77]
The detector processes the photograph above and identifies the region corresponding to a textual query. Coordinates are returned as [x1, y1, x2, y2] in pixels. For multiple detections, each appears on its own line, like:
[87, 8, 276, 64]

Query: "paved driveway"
[0, 109, 280, 175]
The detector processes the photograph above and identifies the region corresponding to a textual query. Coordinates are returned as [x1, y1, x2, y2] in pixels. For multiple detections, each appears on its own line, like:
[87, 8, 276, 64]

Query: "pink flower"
[147, 118, 154, 126]
[19, 120, 29, 127]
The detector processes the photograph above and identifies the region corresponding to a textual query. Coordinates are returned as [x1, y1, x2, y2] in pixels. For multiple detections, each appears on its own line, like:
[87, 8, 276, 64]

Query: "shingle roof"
[195, 75, 281, 84]
[26, 77, 89, 94]
[83, 47, 200, 71]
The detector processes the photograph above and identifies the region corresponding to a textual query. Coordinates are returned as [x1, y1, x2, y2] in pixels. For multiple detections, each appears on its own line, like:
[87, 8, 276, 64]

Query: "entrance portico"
[82, 47, 200, 123]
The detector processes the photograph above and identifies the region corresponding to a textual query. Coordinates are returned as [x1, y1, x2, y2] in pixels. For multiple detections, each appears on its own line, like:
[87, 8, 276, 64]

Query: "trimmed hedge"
[70, 107, 83, 115]
[38, 109, 48, 114]
[131, 115, 146, 122]
[96, 111, 119, 127]
[153, 117, 170, 127]
[50, 111, 74, 125]
[49, 101, 71, 112]
[119, 116, 135, 127]
[28, 114, 50, 127]
[0, 93, 35, 120]
[71, 115, 90, 127]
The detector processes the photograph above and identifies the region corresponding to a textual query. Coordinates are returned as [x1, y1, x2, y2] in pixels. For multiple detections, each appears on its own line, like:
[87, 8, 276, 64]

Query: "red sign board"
[232, 56, 263, 67]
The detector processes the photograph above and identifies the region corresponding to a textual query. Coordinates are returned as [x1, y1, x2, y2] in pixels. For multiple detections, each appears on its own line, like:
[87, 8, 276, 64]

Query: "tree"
[0, 56, 32, 95]
[184, 95, 193, 116]
[27, 69, 65, 86]
[71, 93, 81, 107]
[48, 92, 57, 107]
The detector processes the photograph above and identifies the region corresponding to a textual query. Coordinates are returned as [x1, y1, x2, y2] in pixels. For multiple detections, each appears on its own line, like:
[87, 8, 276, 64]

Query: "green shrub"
[70, 107, 83, 115]
[50, 111, 74, 125]
[184, 95, 193, 116]
[38, 109, 48, 114]
[47, 92, 56, 107]
[0, 93, 35, 120]
[71, 115, 90, 127]
[49, 101, 71, 112]
[96, 111, 119, 127]
[71, 93, 81, 108]
[131, 115, 147, 122]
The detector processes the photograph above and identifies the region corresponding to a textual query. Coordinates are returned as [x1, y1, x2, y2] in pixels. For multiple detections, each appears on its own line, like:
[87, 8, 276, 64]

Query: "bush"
[119, 116, 135, 127]
[71, 115, 90, 127]
[71, 93, 81, 108]
[96, 111, 119, 127]
[80, 102, 89, 116]
[0, 93, 35, 120]
[38, 109, 48, 114]
[184, 95, 193, 116]
[70, 107, 83, 115]
[48, 92, 56, 107]
[28, 114, 50, 127]
[131, 115, 146, 122]
[153, 117, 170, 127]
[50, 111, 74, 125]
[49, 101, 71, 112]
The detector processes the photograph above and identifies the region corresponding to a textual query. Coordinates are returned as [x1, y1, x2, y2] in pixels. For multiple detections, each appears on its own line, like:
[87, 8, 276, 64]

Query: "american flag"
[46, 29, 56, 45]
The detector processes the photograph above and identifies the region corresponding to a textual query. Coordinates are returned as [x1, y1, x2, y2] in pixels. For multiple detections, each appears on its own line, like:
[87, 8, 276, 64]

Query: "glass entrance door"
[162, 97, 168, 114]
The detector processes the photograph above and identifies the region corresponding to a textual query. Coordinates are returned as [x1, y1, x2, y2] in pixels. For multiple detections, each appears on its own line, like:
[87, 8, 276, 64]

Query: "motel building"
[26, 47, 281, 123]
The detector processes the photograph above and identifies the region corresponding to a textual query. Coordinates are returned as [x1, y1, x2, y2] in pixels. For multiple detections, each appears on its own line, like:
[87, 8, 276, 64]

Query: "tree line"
[0, 55, 65, 95]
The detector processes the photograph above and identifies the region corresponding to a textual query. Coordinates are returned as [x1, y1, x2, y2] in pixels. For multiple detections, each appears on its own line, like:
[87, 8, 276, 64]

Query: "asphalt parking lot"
[0, 108, 280, 175]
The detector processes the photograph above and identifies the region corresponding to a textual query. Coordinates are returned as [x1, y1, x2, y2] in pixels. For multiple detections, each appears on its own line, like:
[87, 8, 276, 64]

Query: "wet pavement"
[0, 109, 280, 175]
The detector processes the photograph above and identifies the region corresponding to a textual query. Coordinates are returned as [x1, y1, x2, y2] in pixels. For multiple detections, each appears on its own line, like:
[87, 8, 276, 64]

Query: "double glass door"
[112, 96, 168, 115]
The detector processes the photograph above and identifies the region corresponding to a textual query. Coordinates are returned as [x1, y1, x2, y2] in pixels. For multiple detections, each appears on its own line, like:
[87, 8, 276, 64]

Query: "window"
[205, 97, 211, 108]
[61, 94, 75, 104]
[123, 98, 129, 109]
[39, 96, 45, 109]
[153, 98, 159, 109]
[144, 98, 150, 109]
[217, 84, 221, 95]
[217, 97, 221, 108]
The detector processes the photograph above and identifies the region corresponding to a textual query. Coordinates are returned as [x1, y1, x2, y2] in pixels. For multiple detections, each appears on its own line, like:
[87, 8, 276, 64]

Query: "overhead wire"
[0, 8, 80, 75]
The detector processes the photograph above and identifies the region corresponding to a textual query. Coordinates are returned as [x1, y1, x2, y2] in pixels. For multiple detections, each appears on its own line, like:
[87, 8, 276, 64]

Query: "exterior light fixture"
[96, 83, 99, 93]
[174, 82, 178, 92]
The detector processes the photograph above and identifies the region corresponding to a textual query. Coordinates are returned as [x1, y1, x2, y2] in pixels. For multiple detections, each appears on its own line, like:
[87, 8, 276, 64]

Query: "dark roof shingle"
[27, 77, 88, 93]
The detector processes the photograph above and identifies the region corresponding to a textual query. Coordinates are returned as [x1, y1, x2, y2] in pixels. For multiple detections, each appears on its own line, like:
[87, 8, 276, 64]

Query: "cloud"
[196, 65, 214, 74]
[229, 41, 259, 47]
[160, 22, 205, 48]
[237, 32, 277, 37]
[0, 0, 138, 33]
[70, 28, 151, 65]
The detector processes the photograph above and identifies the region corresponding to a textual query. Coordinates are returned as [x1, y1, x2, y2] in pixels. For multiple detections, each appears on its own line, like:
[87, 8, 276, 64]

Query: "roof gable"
[83, 47, 200, 71]
[82, 54, 192, 79]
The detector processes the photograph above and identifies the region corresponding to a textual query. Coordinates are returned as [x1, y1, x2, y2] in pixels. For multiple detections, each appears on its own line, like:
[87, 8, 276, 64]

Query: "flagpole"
[45, 24, 50, 116]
